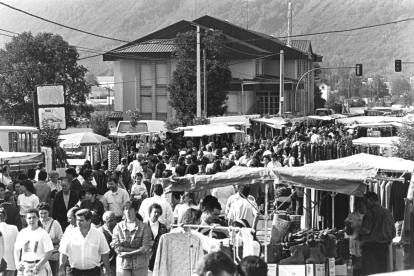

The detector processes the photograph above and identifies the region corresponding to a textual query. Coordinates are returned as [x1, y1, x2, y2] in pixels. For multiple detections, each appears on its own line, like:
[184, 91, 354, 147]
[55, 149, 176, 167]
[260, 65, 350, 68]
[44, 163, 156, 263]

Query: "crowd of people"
[0, 121, 398, 276]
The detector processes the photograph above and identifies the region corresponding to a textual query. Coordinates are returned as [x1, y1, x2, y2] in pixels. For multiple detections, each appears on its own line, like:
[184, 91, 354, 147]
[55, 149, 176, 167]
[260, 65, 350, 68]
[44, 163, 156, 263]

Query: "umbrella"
[61, 132, 113, 147]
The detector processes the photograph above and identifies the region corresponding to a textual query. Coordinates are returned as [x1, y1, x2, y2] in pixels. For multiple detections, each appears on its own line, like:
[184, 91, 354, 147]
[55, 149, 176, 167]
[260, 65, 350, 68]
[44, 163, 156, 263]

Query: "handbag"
[0, 258, 7, 273]
[47, 219, 61, 261]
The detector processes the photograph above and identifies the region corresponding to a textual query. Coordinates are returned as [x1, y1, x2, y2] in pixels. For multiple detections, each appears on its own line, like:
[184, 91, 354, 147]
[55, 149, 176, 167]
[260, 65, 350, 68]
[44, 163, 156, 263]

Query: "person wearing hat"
[65, 168, 82, 193]
[35, 162, 46, 182]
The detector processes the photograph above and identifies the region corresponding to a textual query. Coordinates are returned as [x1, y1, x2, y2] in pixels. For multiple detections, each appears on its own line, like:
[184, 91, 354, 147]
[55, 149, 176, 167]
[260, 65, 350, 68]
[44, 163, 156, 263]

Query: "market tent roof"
[182, 123, 243, 137]
[61, 132, 113, 147]
[305, 153, 413, 172]
[347, 122, 403, 128]
[0, 152, 44, 163]
[307, 116, 335, 121]
[336, 116, 403, 125]
[352, 137, 398, 147]
[159, 166, 376, 196]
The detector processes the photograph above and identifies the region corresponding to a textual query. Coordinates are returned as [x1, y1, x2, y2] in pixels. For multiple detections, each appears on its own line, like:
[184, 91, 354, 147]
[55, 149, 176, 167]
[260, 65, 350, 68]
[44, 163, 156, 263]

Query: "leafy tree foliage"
[313, 63, 326, 111]
[165, 116, 183, 131]
[393, 116, 414, 160]
[0, 32, 94, 126]
[90, 114, 110, 137]
[85, 72, 100, 86]
[126, 109, 143, 127]
[169, 30, 232, 120]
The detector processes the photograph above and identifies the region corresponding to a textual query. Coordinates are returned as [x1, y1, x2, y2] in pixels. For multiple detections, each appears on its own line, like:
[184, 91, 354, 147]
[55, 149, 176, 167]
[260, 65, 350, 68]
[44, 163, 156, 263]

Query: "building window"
[141, 64, 152, 87]
[156, 64, 167, 87]
[9, 132, 17, 152]
[257, 92, 279, 115]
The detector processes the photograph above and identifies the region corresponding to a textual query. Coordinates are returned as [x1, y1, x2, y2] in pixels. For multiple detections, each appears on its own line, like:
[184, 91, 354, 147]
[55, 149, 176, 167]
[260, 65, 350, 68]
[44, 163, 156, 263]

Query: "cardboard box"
[306, 264, 325, 276]
[268, 264, 277, 276]
[334, 264, 347, 276]
[328, 258, 335, 276]
[279, 265, 306, 276]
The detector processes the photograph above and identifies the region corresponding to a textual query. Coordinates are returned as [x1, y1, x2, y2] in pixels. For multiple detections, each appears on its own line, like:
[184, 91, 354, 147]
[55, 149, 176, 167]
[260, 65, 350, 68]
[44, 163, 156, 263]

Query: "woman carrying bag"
[38, 203, 63, 276]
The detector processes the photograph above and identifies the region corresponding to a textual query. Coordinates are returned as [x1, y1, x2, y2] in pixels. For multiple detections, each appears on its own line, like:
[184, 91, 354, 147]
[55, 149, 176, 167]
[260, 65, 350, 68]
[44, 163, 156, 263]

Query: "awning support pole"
[264, 183, 269, 263]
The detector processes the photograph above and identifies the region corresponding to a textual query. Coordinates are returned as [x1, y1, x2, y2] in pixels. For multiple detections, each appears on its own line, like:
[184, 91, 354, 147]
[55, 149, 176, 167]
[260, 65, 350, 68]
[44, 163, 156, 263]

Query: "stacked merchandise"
[108, 148, 119, 171]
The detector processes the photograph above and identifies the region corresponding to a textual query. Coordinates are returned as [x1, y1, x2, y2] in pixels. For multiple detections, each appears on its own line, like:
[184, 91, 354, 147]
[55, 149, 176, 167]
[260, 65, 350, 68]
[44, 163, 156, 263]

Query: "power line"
[0, 1, 129, 43]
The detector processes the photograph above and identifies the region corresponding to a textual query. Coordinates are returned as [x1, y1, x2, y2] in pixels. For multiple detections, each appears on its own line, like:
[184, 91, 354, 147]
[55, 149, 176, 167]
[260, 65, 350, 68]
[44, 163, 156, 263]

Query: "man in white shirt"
[310, 129, 320, 143]
[101, 176, 129, 222]
[0, 207, 18, 276]
[59, 209, 111, 276]
[227, 185, 258, 227]
[139, 184, 173, 229]
[211, 186, 236, 218]
[203, 145, 214, 162]
[268, 153, 282, 167]
[127, 153, 141, 177]
[238, 148, 252, 166]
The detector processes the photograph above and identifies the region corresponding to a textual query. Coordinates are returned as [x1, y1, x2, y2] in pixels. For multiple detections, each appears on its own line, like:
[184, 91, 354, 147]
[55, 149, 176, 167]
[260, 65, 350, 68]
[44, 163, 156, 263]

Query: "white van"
[314, 108, 336, 116]
[115, 120, 167, 134]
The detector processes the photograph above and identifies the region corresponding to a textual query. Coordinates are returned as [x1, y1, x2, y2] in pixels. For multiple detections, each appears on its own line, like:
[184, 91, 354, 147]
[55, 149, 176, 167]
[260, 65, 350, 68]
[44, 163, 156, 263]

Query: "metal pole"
[196, 26, 201, 117]
[264, 183, 269, 263]
[279, 50, 284, 115]
[107, 87, 111, 116]
[203, 49, 207, 117]
[241, 81, 244, 115]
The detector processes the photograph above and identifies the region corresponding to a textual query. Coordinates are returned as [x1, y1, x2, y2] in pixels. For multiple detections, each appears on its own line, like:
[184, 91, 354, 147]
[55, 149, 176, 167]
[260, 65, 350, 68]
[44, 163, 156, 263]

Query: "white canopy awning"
[182, 123, 243, 137]
[305, 153, 413, 172]
[159, 166, 377, 196]
[0, 152, 44, 164]
[352, 136, 398, 147]
[336, 116, 403, 125]
[347, 122, 403, 128]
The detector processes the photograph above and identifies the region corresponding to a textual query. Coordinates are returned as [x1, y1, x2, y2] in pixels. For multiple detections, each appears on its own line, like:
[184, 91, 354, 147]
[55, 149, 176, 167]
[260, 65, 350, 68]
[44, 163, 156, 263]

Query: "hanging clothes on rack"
[390, 176, 410, 222]
[380, 181, 387, 207]
[385, 181, 392, 210]
[153, 232, 204, 276]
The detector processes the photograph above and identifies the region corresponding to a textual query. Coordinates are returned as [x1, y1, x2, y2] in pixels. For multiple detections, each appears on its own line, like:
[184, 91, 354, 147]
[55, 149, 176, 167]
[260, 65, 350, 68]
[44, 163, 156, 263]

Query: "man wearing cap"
[0, 206, 18, 276]
[65, 168, 82, 193]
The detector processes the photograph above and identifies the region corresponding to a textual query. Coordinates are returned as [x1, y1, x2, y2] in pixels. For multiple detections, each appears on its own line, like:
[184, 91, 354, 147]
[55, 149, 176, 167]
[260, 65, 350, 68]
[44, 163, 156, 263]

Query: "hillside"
[0, 0, 413, 77]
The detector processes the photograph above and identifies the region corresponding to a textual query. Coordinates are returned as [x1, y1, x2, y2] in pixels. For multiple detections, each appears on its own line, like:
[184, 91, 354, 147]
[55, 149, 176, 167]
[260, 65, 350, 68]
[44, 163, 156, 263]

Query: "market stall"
[336, 116, 403, 125]
[352, 137, 398, 157]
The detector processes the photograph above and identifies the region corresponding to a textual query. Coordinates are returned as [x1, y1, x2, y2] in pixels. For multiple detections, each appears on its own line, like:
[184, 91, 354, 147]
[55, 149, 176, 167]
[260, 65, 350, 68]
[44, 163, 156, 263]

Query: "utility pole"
[203, 49, 207, 117]
[106, 86, 112, 116]
[279, 50, 284, 116]
[347, 77, 351, 113]
[196, 26, 201, 117]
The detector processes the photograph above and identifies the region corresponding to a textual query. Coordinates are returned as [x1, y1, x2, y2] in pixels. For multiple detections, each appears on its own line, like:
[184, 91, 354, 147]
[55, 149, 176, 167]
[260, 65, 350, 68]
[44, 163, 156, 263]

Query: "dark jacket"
[93, 170, 108, 195]
[148, 221, 168, 271]
[80, 199, 105, 225]
[0, 202, 22, 231]
[52, 190, 78, 228]
[71, 179, 82, 192]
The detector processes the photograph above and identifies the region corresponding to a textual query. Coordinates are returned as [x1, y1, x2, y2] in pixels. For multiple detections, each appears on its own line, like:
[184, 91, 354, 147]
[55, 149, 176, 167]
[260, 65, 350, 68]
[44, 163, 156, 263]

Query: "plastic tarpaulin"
[352, 137, 398, 147]
[159, 166, 377, 196]
[182, 123, 243, 137]
[0, 152, 44, 163]
[347, 122, 402, 128]
[305, 153, 413, 172]
[336, 116, 403, 125]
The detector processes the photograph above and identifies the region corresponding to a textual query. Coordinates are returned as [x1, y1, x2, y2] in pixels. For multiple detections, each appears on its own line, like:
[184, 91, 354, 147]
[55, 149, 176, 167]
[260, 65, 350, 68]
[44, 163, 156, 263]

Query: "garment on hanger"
[380, 181, 387, 207]
[153, 232, 204, 276]
[385, 181, 392, 210]
[374, 181, 381, 203]
[390, 177, 410, 222]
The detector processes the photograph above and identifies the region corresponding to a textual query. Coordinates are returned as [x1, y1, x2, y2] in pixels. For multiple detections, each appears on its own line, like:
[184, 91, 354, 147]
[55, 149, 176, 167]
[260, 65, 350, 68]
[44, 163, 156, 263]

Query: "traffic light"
[395, 60, 402, 72]
[355, 64, 363, 76]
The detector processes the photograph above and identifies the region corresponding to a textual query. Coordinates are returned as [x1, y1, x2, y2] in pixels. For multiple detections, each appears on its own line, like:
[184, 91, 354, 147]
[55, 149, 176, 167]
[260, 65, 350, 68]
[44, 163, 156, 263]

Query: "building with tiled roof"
[103, 15, 322, 119]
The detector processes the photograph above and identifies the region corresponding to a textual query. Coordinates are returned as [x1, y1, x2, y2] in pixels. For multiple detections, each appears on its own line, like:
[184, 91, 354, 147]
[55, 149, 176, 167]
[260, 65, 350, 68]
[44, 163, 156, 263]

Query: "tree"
[90, 114, 110, 137]
[391, 75, 410, 98]
[39, 119, 61, 170]
[85, 72, 99, 86]
[169, 30, 232, 121]
[126, 109, 142, 127]
[313, 63, 326, 111]
[165, 116, 183, 131]
[393, 116, 414, 160]
[0, 32, 94, 126]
